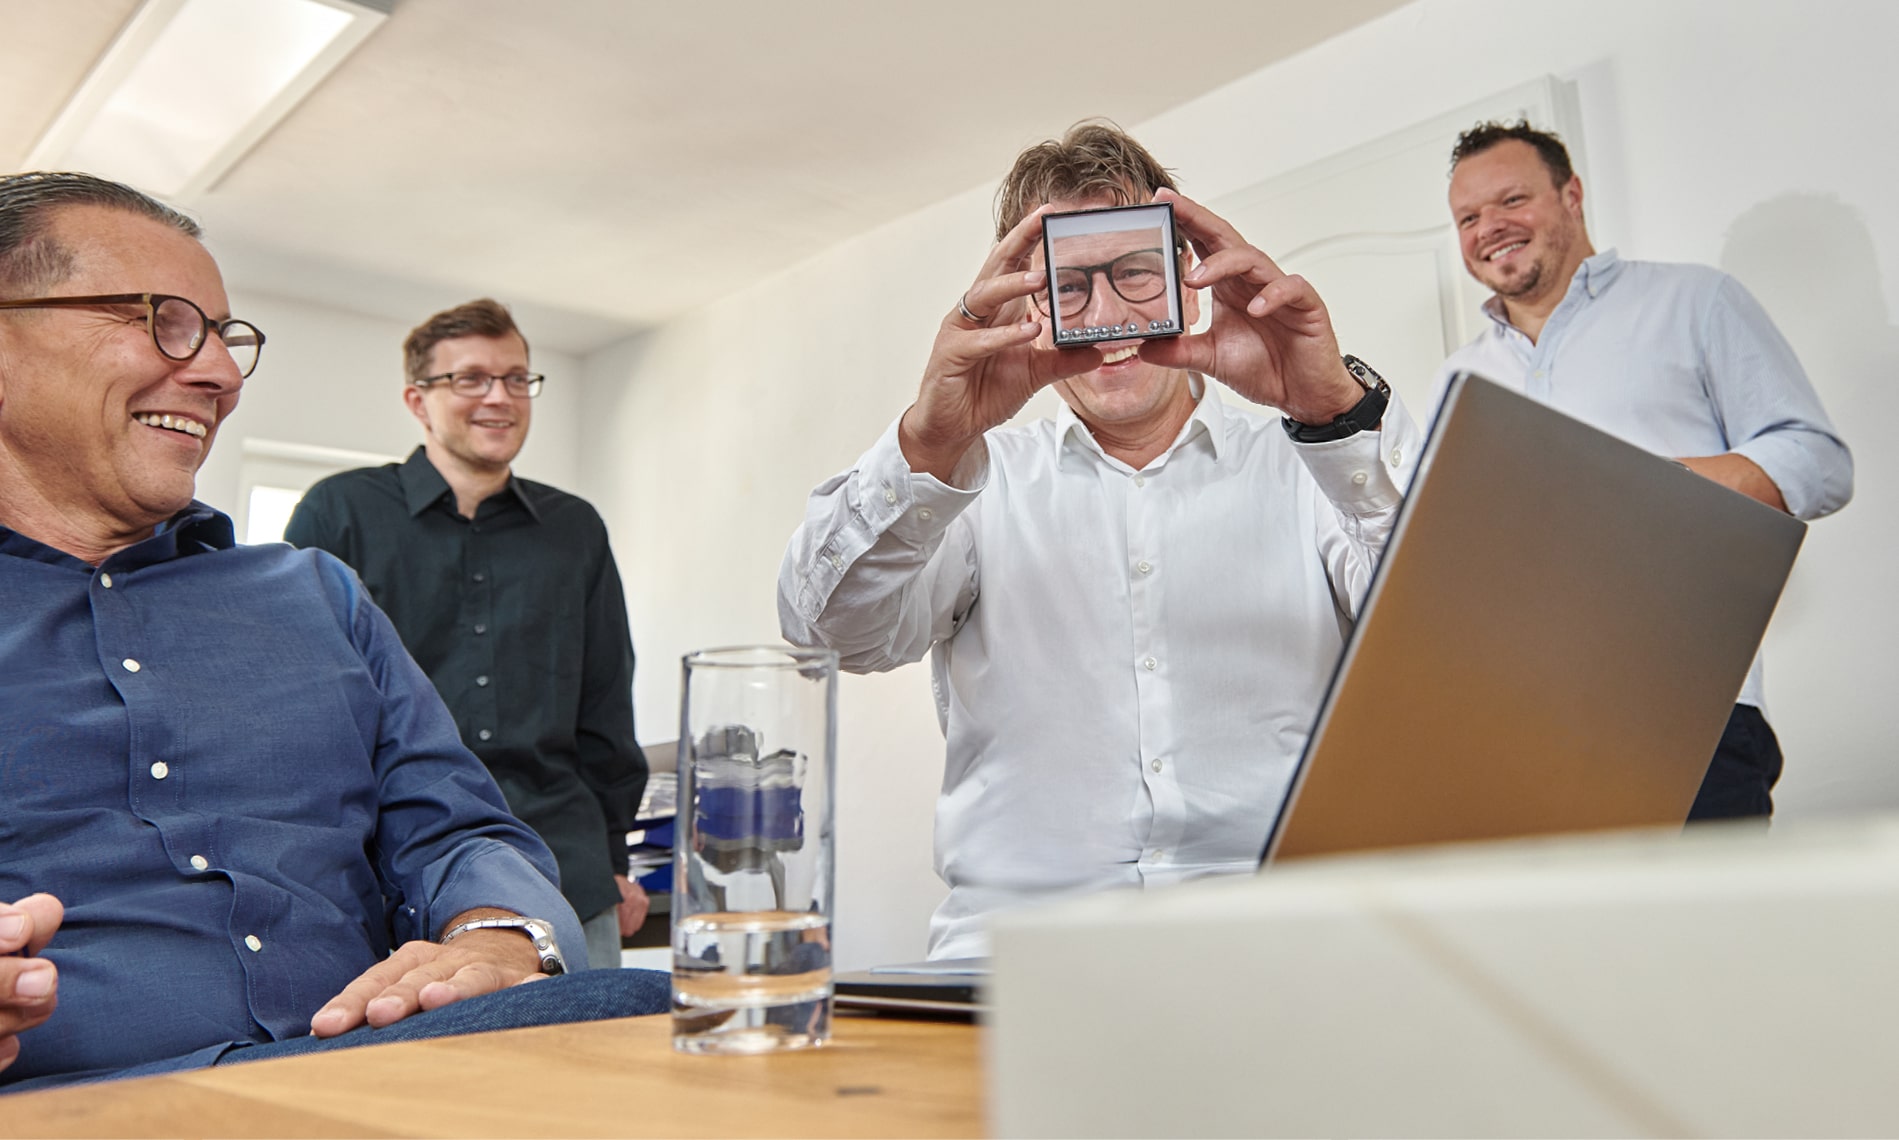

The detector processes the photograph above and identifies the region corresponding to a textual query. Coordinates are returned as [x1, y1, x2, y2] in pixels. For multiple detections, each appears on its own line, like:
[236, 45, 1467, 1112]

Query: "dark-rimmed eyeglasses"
[1033, 249, 1170, 320]
[0, 293, 265, 378]
[415, 371, 546, 398]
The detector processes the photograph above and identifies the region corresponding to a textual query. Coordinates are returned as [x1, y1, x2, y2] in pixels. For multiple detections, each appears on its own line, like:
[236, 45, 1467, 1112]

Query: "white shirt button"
[1150, 758, 1163, 773]
[1133, 475, 1146, 488]
[1136, 560, 1152, 575]
[1351, 471, 1368, 486]
[121, 658, 141, 673]
[100, 573, 113, 588]
[829, 554, 844, 570]
[150, 761, 169, 780]
[917, 508, 933, 521]
[244, 935, 263, 952]
[476, 675, 490, 687]
[478, 728, 494, 741]
[190, 855, 209, 871]
[1143, 656, 1158, 671]
[1390, 448, 1403, 467]
[883, 487, 897, 504]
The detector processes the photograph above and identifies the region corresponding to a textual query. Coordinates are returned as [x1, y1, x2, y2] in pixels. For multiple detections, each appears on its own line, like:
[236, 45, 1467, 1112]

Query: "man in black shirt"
[286, 299, 649, 969]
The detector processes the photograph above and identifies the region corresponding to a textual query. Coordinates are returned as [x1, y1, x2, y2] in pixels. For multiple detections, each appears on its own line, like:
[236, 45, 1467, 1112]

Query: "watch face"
[1343, 355, 1390, 395]
[515, 919, 564, 975]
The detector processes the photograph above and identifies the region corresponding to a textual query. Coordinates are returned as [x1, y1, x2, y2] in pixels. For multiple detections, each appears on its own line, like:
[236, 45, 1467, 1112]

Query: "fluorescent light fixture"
[25, 0, 392, 201]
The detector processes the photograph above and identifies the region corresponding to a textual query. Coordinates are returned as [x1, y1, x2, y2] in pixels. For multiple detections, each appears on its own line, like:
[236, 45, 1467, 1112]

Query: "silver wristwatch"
[439, 915, 567, 976]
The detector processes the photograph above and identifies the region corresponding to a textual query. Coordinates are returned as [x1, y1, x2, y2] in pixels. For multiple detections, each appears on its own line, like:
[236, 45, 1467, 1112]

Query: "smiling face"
[404, 333, 533, 477]
[1450, 138, 1592, 308]
[0, 205, 244, 554]
[1035, 194, 1200, 438]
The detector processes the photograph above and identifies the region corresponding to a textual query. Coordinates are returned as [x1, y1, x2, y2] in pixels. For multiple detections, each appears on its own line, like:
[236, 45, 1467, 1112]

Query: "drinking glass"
[672, 645, 837, 1054]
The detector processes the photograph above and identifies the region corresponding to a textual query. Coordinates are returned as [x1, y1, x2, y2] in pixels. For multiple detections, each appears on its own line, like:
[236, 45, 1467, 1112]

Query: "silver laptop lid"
[1262, 374, 1806, 864]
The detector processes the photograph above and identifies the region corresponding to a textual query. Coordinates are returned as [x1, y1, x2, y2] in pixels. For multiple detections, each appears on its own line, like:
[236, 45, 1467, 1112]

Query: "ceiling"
[2, 0, 1409, 353]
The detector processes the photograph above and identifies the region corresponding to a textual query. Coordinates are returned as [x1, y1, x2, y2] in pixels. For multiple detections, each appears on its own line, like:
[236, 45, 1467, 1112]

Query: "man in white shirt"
[1433, 120, 1853, 820]
[778, 123, 1421, 958]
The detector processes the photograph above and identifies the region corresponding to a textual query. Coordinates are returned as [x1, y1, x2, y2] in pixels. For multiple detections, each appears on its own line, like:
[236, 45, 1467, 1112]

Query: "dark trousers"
[1687, 703, 1783, 822]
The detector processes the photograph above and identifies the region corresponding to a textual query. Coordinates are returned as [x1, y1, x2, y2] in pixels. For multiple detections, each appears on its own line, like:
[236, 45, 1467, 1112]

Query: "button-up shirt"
[0, 505, 580, 1090]
[285, 449, 646, 922]
[779, 383, 1419, 958]
[1429, 250, 1854, 710]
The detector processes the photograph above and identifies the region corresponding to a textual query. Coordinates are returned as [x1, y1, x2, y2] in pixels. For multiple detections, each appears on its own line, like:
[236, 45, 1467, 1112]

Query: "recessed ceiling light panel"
[25, 0, 392, 201]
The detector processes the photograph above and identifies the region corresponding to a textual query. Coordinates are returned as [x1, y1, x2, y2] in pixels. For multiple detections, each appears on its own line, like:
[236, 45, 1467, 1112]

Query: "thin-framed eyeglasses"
[1033, 249, 1170, 320]
[0, 292, 265, 378]
[415, 371, 546, 399]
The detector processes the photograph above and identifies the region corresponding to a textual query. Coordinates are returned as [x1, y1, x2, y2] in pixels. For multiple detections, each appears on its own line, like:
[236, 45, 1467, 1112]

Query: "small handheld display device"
[1040, 202, 1184, 347]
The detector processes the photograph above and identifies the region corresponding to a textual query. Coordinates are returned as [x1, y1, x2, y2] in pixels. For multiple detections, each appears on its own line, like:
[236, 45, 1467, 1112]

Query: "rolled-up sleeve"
[1704, 276, 1854, 520]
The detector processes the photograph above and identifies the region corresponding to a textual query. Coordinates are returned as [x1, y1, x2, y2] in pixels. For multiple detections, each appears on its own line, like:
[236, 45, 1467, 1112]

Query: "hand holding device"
[900, 207, 1104, 483]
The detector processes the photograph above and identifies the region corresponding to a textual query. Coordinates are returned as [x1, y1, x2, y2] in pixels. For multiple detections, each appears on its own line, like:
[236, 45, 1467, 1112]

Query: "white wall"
[587, 0, 1899, 967]
[196, 289, 583, 519]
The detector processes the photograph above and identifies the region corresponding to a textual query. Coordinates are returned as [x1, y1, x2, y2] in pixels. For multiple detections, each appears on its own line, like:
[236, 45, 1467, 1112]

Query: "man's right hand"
[898, 206, 1106, 483]
[1, 894, 64, 1075]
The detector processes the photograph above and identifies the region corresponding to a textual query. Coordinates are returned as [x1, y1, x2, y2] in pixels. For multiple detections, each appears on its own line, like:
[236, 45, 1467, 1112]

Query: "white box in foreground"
[988, 819, 1899, 1138]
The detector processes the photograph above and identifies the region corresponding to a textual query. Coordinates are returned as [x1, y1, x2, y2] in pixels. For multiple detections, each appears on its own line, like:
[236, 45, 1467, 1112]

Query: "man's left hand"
[615, 875, 650, 938]
[1137, 188, 1364, 426]
[308, 912, 545, 1038]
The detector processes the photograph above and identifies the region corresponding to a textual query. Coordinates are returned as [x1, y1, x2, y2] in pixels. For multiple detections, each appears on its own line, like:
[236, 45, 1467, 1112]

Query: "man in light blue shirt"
[1430, 120, 1853, 820]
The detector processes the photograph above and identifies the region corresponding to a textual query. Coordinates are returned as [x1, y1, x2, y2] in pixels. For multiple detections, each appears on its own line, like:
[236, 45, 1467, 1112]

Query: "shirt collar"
[0, 501, 234, 573]
[1481, 247, 1624, 331]
[1576, 246, 1623, 296]
[1051, 373, 1227, 470]
[396, 446, 540, 522]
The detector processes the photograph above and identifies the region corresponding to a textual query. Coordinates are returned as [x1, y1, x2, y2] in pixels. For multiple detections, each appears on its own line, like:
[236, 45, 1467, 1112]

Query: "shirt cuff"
[853, 416, 987, 544]
[1731, 432, 1848, 521]
[425, 841, 587, 969]
[1290, 427, 1406, 512]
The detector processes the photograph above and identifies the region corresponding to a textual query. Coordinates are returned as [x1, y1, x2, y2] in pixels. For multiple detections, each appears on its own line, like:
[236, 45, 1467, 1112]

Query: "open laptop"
[839, 373, 1806, 1012]
[1260, 372, 1807, 863]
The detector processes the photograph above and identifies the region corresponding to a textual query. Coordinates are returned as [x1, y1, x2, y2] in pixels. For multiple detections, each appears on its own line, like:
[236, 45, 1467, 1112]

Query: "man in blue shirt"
[0, 173, 666, 1091]
[1432, 121, 1854, 820]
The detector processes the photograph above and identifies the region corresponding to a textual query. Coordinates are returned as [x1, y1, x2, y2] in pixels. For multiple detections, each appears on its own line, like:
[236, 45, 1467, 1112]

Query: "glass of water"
[672, 645, 837, 1054]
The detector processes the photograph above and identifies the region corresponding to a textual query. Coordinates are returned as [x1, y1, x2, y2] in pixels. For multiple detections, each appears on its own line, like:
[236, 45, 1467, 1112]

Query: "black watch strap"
[1282, 355, 1391, 443]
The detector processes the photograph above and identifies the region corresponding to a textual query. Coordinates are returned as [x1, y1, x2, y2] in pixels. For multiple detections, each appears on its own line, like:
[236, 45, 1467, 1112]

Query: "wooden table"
[3, 1013, 985, 1138]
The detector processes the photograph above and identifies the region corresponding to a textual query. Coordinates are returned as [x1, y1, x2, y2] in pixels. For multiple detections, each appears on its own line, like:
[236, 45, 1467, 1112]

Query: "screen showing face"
[1040, 202, 1183, 346]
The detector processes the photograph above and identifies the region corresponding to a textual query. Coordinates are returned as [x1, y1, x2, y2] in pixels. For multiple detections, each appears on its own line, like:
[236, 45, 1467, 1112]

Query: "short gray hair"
[994, 120, 1178, 242]
[0, 172, 202, 294]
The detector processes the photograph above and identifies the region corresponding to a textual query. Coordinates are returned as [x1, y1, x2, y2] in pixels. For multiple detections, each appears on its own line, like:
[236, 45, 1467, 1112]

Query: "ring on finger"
[957, 292, 989, 325]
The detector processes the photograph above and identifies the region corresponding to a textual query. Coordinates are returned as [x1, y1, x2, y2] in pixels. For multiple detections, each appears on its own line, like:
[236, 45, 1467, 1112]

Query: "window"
[236, 439, 400, 544]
